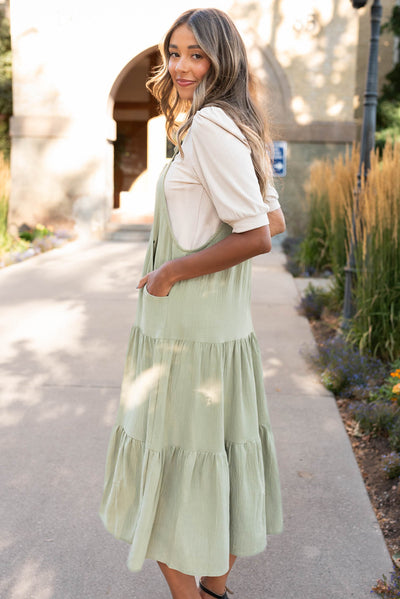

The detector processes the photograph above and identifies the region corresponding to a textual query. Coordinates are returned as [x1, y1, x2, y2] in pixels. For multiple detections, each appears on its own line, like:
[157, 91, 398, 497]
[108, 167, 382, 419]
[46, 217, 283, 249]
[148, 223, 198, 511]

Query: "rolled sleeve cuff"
[231, 212, 269, 233]
[266, 198, 281, 213]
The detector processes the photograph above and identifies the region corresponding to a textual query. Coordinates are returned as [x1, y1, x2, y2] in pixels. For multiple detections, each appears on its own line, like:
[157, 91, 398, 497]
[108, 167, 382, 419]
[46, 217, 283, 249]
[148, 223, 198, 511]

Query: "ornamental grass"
[301, 142, 400, 361]
[300, 147, 357, 294]
[348, 142, 400, 361]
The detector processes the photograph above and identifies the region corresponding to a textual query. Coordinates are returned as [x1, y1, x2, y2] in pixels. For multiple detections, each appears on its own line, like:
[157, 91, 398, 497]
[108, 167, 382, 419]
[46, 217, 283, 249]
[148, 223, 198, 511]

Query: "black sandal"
[199, 580, 233, 599]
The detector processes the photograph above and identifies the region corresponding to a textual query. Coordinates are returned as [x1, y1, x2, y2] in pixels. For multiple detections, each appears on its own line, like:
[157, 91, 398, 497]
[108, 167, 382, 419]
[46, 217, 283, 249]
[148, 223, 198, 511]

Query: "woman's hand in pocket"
[137, 262, 174, 297]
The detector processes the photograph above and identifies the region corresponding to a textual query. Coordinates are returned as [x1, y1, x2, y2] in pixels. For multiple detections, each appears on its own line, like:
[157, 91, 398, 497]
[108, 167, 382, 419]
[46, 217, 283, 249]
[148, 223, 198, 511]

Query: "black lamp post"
[343, 0, 383, 321]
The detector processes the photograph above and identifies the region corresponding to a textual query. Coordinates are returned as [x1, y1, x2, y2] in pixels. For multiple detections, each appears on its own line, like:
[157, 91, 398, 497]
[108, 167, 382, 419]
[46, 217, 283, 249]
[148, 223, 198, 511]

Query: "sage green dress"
[99, 155, 283, 577]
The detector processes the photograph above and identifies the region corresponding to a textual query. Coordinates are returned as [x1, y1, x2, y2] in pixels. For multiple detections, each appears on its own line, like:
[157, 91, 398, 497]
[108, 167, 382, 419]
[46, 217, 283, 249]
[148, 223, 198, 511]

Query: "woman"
[100, 8, 285, 599]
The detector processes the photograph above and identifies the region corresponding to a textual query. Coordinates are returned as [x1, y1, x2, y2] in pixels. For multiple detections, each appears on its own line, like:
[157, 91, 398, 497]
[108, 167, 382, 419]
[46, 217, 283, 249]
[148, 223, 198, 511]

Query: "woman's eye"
[192, 54, 203, 60]
[169, 52, 179, 58]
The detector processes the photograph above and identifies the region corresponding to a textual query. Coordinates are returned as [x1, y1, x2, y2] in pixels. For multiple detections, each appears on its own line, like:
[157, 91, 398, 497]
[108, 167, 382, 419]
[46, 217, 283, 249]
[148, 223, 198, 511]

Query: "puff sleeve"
[191, 107, 276, 233]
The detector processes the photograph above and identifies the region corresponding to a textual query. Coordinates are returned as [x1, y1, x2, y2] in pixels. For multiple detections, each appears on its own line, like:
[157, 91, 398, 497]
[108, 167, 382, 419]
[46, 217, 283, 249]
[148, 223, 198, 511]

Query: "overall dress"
[99, 154, 283, 577]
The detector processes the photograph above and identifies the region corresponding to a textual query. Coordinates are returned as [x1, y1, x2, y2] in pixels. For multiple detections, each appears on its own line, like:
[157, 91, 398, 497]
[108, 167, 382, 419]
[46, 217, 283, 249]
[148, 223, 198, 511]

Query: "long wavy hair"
[146, 8, 274, 198]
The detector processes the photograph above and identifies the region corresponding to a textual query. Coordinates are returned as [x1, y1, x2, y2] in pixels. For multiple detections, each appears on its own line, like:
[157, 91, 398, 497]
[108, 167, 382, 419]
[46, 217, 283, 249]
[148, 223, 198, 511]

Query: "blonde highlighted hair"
[146, 8, 274, 198]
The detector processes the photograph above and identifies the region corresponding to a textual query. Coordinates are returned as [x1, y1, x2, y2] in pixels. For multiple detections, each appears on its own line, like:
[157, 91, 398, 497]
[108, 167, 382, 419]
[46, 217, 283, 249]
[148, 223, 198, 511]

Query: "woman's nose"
[175, 56, 189, 73]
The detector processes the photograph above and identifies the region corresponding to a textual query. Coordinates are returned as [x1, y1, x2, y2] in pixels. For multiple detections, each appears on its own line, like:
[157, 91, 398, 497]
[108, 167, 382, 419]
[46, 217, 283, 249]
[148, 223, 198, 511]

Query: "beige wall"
[8, 0, 365, 235]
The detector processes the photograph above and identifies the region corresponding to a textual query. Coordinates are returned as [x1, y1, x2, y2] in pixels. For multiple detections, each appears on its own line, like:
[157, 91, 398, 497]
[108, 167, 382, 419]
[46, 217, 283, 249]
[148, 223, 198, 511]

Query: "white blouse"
[164, 106, 281, 251]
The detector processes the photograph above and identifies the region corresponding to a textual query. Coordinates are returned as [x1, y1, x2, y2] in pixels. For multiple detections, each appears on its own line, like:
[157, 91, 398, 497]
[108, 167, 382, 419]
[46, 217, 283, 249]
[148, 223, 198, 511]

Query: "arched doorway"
[109, 48, 164, 222]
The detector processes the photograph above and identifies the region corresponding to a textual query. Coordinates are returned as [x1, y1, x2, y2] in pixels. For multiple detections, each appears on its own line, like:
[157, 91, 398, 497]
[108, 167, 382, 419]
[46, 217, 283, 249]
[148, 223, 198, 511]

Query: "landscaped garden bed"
[0, 156, 75, 268]
[284, 141, 400, 597]
[0, 220, 75, 268]
[303, 301, 400, 557]
[293, 281, 400, 598]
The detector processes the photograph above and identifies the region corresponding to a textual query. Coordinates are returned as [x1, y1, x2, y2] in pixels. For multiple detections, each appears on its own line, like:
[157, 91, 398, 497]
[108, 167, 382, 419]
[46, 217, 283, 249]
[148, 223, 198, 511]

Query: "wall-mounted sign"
[273, 141, 287, 177]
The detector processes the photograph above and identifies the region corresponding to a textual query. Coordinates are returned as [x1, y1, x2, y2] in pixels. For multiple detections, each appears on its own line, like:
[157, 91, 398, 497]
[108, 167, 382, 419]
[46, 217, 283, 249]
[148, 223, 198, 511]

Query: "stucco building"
[8, 0, 396, 236]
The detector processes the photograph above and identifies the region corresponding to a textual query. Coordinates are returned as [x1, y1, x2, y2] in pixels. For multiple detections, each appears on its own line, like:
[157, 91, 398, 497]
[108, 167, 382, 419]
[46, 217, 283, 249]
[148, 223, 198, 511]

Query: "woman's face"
[168, 24, 211, 102]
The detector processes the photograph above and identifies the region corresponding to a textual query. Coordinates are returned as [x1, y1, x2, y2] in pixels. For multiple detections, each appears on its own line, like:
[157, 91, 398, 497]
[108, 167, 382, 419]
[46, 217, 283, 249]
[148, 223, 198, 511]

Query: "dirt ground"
[310, 318, 400, 560]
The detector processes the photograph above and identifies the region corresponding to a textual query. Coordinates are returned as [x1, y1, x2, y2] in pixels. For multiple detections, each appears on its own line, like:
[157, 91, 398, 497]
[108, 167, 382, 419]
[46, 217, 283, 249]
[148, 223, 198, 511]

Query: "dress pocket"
[140, 284, 170, 339]
[144, 284, 170, 300]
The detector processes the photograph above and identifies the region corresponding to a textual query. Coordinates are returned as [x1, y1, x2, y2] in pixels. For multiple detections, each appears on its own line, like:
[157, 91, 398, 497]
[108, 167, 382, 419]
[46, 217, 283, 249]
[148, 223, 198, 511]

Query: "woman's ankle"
[199, 577, 226, 597]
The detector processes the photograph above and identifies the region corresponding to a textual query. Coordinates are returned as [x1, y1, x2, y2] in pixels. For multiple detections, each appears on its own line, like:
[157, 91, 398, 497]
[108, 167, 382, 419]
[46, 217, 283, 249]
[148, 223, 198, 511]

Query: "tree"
[376, 4, 400, 150]
[0, 8, 12, 159]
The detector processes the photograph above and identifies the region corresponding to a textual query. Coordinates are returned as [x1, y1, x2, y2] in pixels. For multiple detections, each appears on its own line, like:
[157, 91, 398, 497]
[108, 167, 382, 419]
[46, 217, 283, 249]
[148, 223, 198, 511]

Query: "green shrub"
[373, 567, 400, 598]
[351, 364, 400, 451]
[19, 224, 53, 242]
[381, 452, 400, 479]
[351, 401, 398, 437]
[308, 335, 386, 397]
[297, 284, 329, 320]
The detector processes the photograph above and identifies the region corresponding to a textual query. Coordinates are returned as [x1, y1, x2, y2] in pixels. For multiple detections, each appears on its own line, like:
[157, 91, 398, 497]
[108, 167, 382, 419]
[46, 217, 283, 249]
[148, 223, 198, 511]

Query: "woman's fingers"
[137, 265, 174, 297]
[136, 274, 149, 289]
[137, 273, 169, 296]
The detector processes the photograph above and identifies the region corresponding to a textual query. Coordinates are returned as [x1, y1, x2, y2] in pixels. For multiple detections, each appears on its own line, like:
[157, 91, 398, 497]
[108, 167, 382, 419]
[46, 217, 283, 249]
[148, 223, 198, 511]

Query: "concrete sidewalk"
[0, 238, 392, 599]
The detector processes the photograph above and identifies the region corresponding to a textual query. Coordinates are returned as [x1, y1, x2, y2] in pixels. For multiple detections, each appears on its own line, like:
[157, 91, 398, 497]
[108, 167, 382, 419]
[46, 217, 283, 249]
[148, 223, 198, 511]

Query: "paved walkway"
[0, 238, 392, 599]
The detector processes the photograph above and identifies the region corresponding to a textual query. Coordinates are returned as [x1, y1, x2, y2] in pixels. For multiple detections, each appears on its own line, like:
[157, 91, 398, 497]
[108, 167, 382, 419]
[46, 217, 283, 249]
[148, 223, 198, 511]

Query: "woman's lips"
[176, 79, 195, 87]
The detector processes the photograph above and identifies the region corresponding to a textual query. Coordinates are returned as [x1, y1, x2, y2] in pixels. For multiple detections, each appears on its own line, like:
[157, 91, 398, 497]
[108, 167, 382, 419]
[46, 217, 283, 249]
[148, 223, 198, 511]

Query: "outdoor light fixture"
[350, 1, 368, 8]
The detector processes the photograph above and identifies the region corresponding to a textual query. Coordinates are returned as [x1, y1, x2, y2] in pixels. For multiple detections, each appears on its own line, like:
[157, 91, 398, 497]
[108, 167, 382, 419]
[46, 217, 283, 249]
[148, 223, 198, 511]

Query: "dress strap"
[171, 145, 179, 160]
